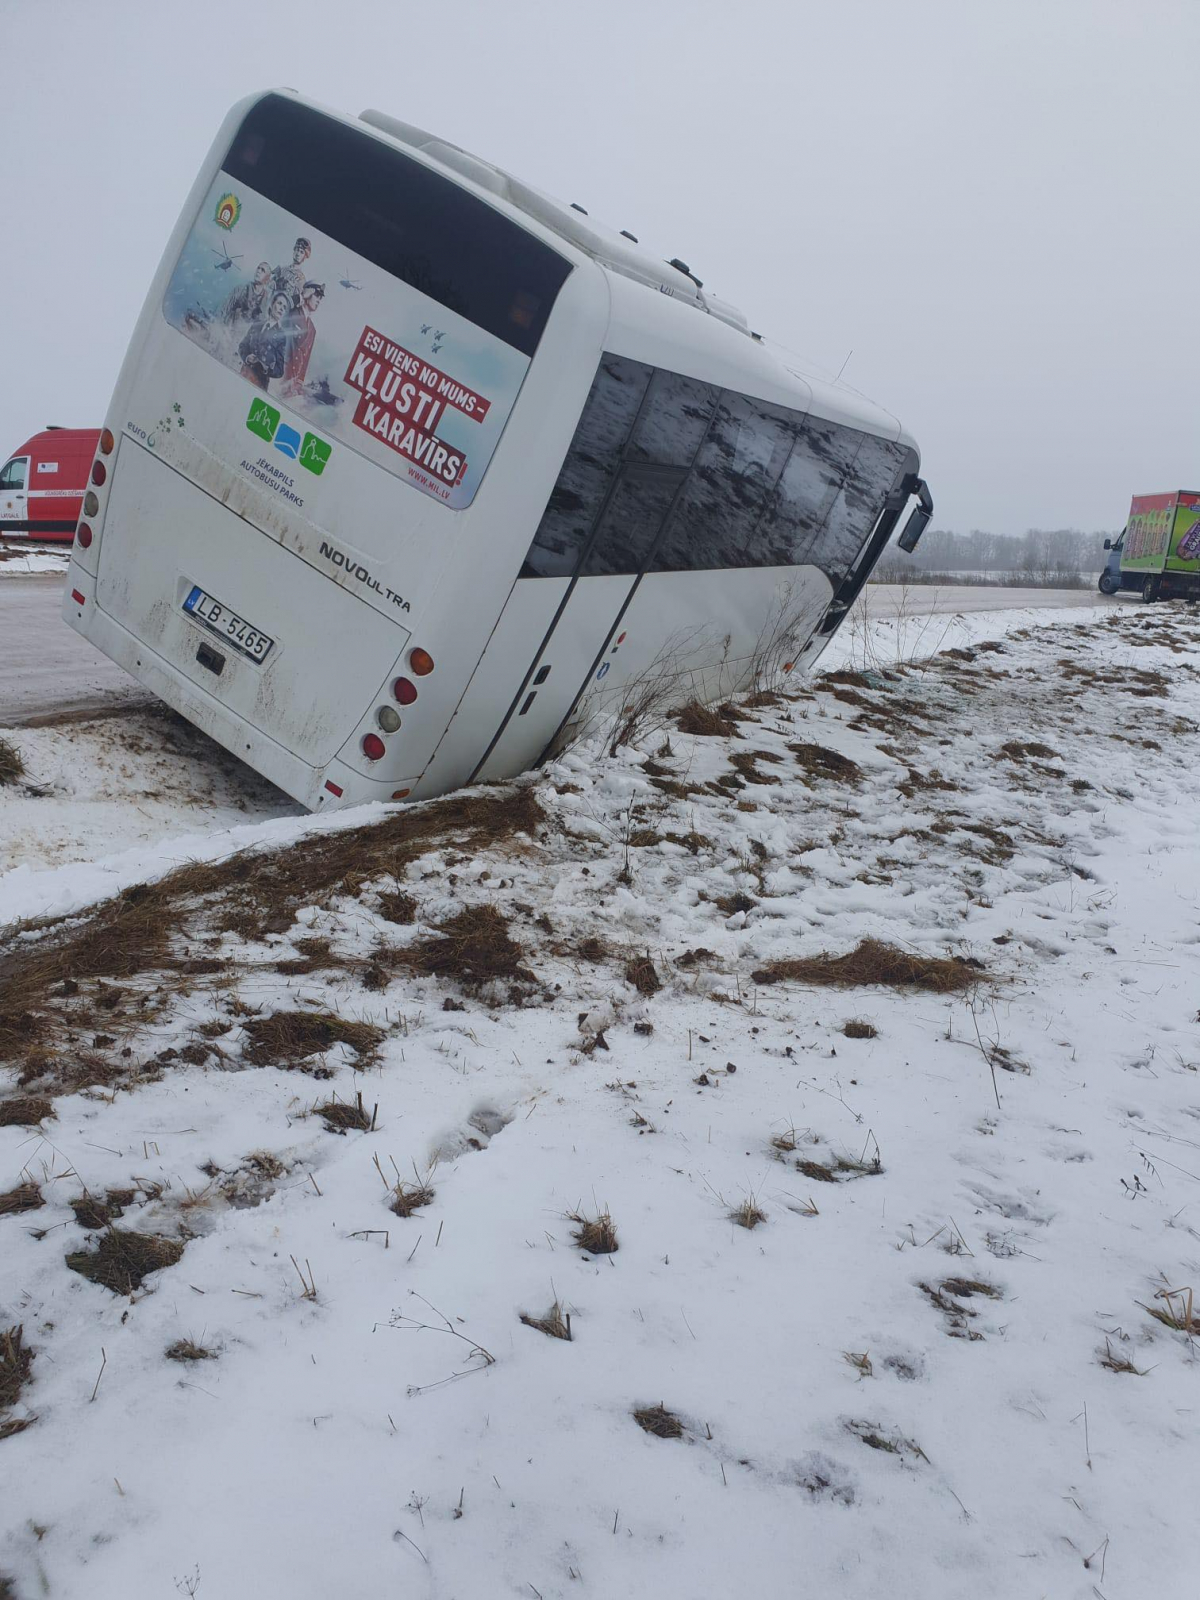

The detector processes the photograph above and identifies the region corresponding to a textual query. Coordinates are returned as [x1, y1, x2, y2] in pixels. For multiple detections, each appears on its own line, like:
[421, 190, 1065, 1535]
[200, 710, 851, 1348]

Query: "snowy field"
[1, 600, 1198, 1599]
[0, 540, 69, 577]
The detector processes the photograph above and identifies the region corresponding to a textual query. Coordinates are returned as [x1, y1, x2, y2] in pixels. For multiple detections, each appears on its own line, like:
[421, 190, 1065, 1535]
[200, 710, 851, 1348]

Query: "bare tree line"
[871, 527, 1114, 588]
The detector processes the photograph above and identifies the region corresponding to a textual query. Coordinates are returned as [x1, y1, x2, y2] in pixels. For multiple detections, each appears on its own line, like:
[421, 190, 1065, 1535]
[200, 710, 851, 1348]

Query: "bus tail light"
[77, 524, 93, 549]
[99, 428, 115, 455]
[83, 491, 99, 518]
[71, 589, 86, 606]
[392, 788, 411, 800]
[409, 648, 435, 676]
[324, 780, 344, 797]
[362, 733, 386, 761]
[393, 677, 418, 705]
[376, 706, 401, 733]
[91, 460, 107, 486]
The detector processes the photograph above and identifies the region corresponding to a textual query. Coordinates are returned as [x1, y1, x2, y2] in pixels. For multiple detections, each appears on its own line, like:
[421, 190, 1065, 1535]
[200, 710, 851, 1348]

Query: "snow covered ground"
[0, 540, 70, 577]
[2, 600, 1198, 1599]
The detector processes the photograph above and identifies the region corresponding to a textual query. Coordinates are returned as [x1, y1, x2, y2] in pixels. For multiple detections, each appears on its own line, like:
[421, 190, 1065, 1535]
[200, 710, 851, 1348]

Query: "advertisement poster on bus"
[162, 174, 531, 510]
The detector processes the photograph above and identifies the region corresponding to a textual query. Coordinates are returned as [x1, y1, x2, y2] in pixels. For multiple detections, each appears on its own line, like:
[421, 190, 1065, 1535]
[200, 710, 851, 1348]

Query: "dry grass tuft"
[243, 1010, 384, 1072]
[1099, 1339, 1148, 1375]
[753, 938, 981, 993]
[624, 954, 661, 996]
[730, 1197, 767, 1229]
[403, 904, 534, 992]
[1141, 1283, 1200, 1336]
[0, 1096, 54, 1128]
[390, 1179, 436, 1218]
[165, 1339, 216, 1363]
[790, 743, 863, 784]
[843, 1350, 873, 1379]
[0, 738, 25, 788]
[674, 699, 738, 738]
[377, 889, 418, 925]
[0, 1325, 34, 1413]
[729, 750, 782, 786]
[0, 1182, 44, 1218]
[70, 1189, 134, 1230]
[570, 1208, 618, 1255]
[714, 890, 756, 917]
[841, 1020, 878, 1039]
[65, 1228, 184, 1295]
[315, 1091, 375, 1134]
[633, 1403, 683, 1439]
[519, 1300, 573, 1340]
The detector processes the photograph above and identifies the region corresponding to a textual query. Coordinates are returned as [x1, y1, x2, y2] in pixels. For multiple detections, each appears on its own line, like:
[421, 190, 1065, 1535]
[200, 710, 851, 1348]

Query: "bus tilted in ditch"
[65, 90, 931, 812]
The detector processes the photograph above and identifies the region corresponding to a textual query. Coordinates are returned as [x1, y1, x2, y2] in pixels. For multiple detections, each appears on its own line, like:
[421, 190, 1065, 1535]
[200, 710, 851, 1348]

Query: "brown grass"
[0, 788, 544, 1078]
[841, 1020, 878, 1039]
[403, 904, 534, 991]
[0, 738, 24, 788]
[789, 743, 862, 784]
[0, 1182, 43, 1218]
[752, 939, 981, 993]
[243, 1010, 385, 1072]
[633, 1403, 683, 1439]
[0, 1096, 54, 1128]
[571, 1208, 618, 1254]
[519, 1301, 573, 1340]
[1142, 1284, 1200, 1336]
[714, 891, 756, 917]
[377, 890, 417, 925]
[729, 750, 782, 787]
[0, 1325, 34, 1413]
[624, 954, 661, 996]
[674, 700, 738, 738]
[70, 1189, 135, 1230]
[165, 1339, 216, 1363]
[315, 1091, 374, 1134]
[65, 1228, 184, 1294]
[390, 1179, 435, 1218]
[730, 1197, 767, 1229]
[1099, 1340, 1148, 1375]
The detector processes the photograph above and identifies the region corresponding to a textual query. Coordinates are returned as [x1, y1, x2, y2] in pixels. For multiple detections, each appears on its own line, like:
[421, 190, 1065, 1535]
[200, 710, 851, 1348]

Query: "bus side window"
[650, 393, 795, 573]
[521, 355, 651, 577]
[628, 370, 718, 466]
[752, 417, 851, 569]
[581, 464, 687, 576]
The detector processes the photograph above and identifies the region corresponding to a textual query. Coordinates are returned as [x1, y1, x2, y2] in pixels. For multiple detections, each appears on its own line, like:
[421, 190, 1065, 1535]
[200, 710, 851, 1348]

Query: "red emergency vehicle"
[0, 428, 101, 542]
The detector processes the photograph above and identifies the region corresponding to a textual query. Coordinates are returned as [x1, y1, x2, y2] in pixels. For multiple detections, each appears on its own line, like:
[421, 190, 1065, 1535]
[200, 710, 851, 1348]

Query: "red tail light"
[99, 429, 115, 455]
[71, 589, 86, 606]
[91, 461, 107, 486]
[409, 648, 435, 676]
[324, 780, 344, 797]
[362, 733, 386, 761]
[77, 524, 93, 549]
[393, 677, 418, 705]
[392, 788, 412, 800]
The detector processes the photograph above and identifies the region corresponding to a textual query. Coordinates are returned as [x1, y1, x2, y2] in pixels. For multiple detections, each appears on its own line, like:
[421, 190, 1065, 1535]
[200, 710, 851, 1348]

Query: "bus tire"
[1142, 575, 1161, 603]
[1098, 573, 1119, 595]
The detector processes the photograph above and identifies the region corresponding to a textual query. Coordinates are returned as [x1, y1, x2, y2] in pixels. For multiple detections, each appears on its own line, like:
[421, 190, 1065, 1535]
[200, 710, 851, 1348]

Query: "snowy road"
[0, 571, 1112, 727]
[0, 573, 150, 726]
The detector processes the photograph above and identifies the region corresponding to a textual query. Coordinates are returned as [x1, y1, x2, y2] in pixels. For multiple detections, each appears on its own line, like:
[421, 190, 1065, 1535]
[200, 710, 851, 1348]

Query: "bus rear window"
[224, 95, 570, 359]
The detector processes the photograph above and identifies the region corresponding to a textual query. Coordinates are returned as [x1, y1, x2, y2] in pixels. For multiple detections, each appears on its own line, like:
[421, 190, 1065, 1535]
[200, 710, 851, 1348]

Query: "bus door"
[471, 462, 685, 781]
[0, 456, 29, 531]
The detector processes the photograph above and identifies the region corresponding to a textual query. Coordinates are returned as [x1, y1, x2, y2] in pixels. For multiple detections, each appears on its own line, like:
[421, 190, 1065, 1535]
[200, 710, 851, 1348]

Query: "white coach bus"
[64, 90, 932, 811]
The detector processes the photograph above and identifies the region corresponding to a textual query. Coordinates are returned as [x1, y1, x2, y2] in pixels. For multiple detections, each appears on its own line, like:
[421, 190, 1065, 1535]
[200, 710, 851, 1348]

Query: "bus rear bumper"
[62, 576, 418, 813]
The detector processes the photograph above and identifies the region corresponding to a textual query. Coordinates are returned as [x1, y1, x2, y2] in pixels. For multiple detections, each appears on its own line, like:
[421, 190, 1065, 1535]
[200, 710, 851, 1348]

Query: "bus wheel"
[1142, 575, 1161, 603]
[1098, 573, 1119, 595]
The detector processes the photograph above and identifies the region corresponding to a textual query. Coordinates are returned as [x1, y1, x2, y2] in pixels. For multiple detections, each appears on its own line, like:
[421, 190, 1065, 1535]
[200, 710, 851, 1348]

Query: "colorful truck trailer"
[1101, 490, 1200, 601]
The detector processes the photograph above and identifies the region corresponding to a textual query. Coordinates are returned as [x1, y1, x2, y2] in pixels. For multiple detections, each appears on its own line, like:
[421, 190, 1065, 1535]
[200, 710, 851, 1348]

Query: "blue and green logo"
[245, 400, 331, 475]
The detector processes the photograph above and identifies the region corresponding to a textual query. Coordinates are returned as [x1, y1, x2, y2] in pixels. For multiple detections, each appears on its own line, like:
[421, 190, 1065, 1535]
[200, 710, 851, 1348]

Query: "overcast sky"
[6, 0, 1197, 534]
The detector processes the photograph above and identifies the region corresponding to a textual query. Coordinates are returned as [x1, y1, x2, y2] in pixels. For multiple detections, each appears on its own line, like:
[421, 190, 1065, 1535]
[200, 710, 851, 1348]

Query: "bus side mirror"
[896, 477, 933, 554]
[1103, 539, 1111, 550]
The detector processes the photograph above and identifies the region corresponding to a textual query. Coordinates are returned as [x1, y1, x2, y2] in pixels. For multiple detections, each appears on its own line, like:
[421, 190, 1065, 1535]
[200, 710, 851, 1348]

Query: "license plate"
[183, 586, 274, 664]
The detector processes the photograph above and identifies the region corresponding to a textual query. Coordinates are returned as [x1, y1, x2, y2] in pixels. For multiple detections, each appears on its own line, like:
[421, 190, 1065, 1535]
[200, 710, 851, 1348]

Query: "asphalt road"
[0, 571, 1113, 728]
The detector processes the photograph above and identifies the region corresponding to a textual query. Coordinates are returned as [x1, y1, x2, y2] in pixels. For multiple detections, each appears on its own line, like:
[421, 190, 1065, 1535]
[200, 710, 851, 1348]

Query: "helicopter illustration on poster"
[339, 271, 362, 290]
[211, 241, 243, 271]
